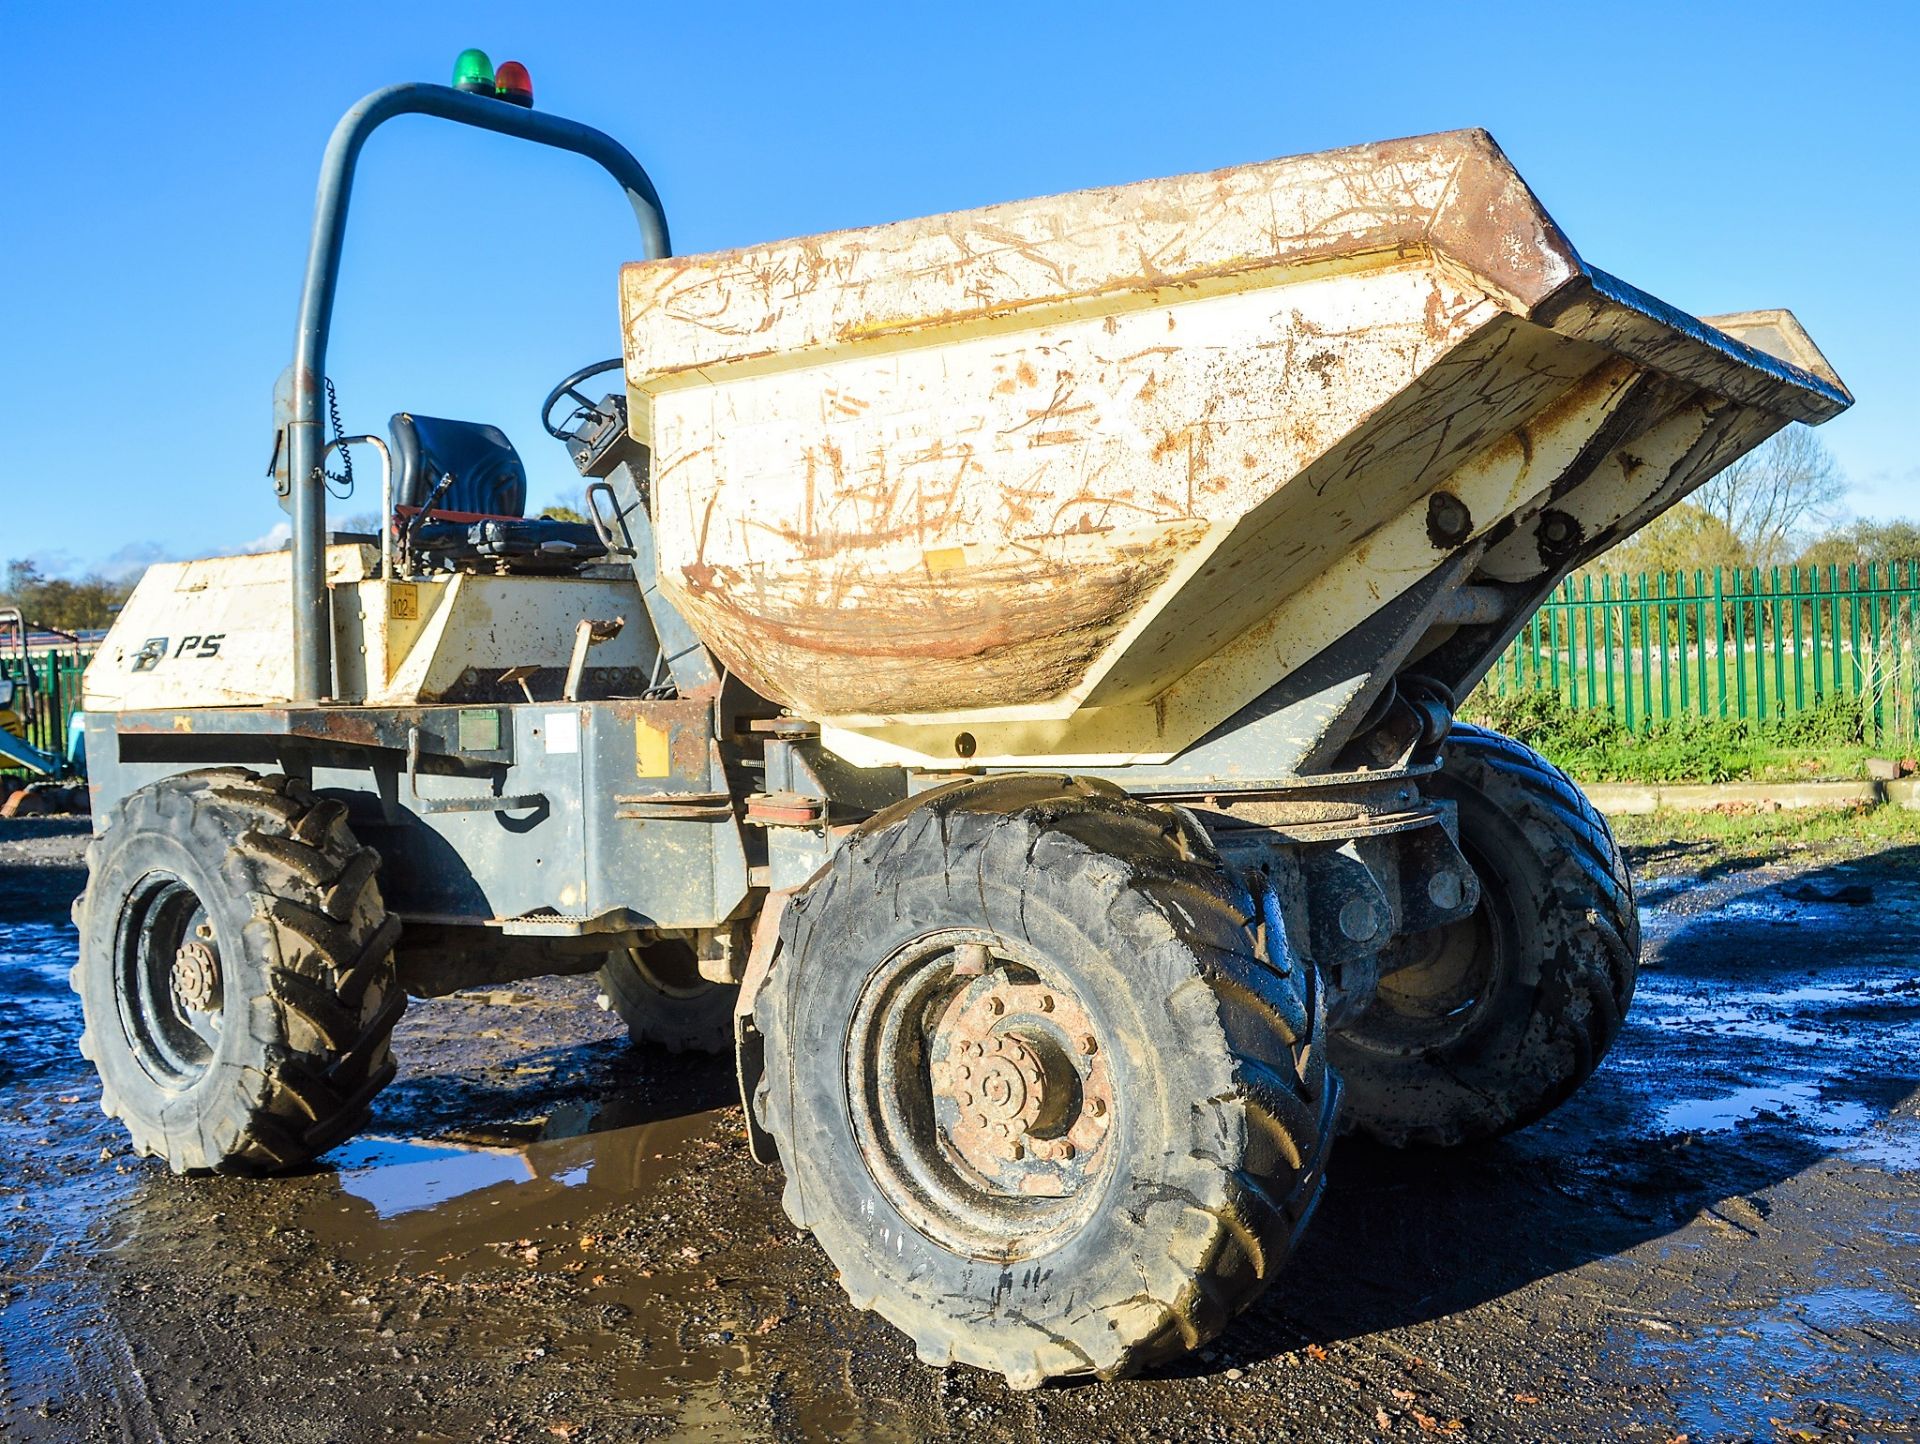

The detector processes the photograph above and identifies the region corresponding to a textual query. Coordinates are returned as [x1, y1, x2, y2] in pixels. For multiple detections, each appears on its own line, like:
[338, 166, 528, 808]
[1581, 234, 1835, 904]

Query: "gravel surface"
[2, 814, 1916, 1441]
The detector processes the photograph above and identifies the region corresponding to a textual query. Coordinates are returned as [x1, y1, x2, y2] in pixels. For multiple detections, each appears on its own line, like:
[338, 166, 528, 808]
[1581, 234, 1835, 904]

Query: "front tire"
[73, 770, 403, 1174]
[754, 777, 1336, 1387]
[1329, 724, 1638, 1147]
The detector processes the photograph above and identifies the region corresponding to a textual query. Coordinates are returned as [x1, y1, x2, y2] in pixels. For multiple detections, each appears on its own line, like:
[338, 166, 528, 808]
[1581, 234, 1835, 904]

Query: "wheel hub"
[928, 972, 1113, 1194]
[170, 934, 221, 1015]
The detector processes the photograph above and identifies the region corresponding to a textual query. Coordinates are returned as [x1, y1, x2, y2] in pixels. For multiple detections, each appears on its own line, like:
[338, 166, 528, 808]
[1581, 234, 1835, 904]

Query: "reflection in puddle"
[1658, 1083, 1920, 1172]
[329, 1136, 539, 1218]
[294, 1106, 844, 1438]
[0, 921, 84, 1081]
[1660, 1081, 1821, 1133]
[306, 1106, 720, 1272]
[1818, 1115, 1920, 1172]
[1633, 1287, 1920, 1440]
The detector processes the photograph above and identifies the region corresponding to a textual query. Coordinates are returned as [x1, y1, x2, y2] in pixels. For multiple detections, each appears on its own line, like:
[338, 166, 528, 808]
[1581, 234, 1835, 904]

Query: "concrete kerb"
[1584, 778, 1920, 816]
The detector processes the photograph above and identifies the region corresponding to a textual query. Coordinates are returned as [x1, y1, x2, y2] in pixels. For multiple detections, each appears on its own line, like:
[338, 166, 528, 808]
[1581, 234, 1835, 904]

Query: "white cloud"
[234, 521, 292, 555]
[95, 541, 177, 584]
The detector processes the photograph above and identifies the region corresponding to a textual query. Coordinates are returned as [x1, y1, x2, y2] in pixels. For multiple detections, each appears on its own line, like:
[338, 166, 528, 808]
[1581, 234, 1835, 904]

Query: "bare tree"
[1692, 425, 1845, 568]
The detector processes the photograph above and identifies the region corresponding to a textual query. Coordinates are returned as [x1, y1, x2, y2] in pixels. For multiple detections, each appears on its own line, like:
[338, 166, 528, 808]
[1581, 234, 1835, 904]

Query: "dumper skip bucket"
[618, 130, 1849, 769]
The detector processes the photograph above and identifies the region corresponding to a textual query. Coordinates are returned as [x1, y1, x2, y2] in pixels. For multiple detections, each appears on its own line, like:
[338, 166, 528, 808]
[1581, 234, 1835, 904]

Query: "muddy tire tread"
[755, 777, 1335, 1387]
[1331, 723, 1638, 1148]
[597, 941, 737, 1055]
[73, 770, 402, 1175]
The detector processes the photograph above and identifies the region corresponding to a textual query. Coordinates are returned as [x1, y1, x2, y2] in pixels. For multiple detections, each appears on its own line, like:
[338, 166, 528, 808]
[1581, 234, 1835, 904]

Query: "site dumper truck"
[71, 54, 1851, 1387]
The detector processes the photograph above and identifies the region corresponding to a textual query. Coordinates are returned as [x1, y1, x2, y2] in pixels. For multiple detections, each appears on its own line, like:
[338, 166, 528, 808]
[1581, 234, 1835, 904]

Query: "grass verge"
[1610, 804, 1920, 877]
[1462, 689, 1899, 784]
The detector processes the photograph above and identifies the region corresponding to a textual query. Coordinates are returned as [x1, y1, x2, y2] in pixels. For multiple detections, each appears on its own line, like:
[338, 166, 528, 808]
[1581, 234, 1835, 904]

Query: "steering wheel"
[542, 357, 625, 441]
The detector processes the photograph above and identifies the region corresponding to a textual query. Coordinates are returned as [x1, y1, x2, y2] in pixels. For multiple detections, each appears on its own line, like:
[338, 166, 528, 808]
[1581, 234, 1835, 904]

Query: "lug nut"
[985, 997, 1005, 1017]
[1053, 1141, 1076, 1162]
[1039, 994, 1055, 1013]
[1088, 1097, 1107, 1118]
[1076, 1034, 1098, 1056]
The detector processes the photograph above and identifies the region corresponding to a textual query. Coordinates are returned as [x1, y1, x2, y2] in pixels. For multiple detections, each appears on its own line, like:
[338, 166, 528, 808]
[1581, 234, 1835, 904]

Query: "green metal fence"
[0, 648, 91, 772]
[1485, 563, 1920, 747]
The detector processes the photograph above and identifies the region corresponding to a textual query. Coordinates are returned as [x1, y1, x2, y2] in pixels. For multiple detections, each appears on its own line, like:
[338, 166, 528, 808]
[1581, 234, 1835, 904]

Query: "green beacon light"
[451, 48, 495, 95]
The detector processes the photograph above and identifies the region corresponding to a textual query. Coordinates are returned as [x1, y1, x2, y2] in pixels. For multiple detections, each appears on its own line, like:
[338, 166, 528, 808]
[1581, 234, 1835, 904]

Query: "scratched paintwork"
[84, 547, 658, 712]
[619, 129, 1849, 768]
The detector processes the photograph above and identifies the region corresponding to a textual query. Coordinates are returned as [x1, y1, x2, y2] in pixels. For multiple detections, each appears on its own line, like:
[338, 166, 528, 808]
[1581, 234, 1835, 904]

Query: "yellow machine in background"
[0, 606, 60, 776]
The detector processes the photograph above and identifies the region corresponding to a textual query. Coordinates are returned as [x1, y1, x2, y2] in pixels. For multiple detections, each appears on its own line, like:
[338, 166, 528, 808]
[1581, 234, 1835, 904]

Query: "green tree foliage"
[1795, 517, 1920, 571]
[1, 559, 133, 631]
[1602, 502, 1753, 578]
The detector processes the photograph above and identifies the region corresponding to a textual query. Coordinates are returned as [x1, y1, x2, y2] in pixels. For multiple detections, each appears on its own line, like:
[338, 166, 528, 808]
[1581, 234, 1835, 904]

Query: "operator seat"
[389, 413, 527, 517]
[386, 412, 607, 573]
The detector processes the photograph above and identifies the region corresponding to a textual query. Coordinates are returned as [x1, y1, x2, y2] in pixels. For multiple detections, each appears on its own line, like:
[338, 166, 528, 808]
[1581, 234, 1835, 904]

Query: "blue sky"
[2, 3, 1914, 577]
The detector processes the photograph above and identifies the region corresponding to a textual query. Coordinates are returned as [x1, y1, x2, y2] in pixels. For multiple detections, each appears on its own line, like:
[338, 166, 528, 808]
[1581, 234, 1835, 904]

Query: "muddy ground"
[2, 812, 1916, 1443]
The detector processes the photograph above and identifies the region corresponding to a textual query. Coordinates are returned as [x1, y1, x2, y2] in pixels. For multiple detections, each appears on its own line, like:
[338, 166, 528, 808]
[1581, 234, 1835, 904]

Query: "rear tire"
[72, 770, 403, 1174]
[1329, 724, 1638, 1147]
[598, 940, 735, 1054]
[754, 776, 1336, 1387]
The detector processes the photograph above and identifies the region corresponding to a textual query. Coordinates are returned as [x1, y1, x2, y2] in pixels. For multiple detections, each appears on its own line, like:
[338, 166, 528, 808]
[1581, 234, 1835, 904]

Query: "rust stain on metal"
[928, 970, 1113, 1192]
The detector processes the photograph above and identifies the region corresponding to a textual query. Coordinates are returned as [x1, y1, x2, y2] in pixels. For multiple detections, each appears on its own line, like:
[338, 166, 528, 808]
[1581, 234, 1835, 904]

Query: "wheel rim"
[845, 930, 1117, 1263]
[622, 940, 713, 1000]
[114, 871, 225, 1088]
[1340, 841, 1513, 1057]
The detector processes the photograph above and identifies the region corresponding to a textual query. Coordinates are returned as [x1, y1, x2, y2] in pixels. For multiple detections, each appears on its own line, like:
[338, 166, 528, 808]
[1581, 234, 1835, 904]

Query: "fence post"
[1548, 580, 1563, 700]
[1601, 572, 1618, 724]
[1676, 570, 1691, 714]
[1789, 565, 1804, 712]
[1731, 568, 1748, 723]
[1636, 570, 1653, 730]
[1828, 564, 1844, 699]
[1865, 561, 1883, 742]
[1628, 572, 1643, 725]
[1846, 561, 1862, 711]
[1720, 568, 1735, 718]
[1657, 570, 1672, 721]
[1580, 573, 1595, 709]
[1769, 565, 1784, 722]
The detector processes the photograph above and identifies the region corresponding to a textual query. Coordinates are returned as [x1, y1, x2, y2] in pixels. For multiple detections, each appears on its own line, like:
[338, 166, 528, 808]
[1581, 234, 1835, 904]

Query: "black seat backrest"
[389, 413, 527, 517]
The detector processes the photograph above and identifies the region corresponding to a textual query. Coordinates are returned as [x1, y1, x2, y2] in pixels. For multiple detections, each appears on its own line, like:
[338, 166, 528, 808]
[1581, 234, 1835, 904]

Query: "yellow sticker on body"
[388, 584, 419, 621]
[635, 719, 671, 777]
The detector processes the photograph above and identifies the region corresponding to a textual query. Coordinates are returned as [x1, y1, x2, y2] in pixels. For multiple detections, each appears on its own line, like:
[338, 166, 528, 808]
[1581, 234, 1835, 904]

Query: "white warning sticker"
[544, 711, 581, 755]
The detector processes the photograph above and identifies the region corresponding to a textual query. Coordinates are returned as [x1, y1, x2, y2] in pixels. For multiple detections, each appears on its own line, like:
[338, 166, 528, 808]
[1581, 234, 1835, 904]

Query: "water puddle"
[327, 1135, 541, 1218]
[1634, 968, 1920, 1053]
[303, 1104, 722, 1278]
[1658, 1082, 1920, 1172]
[1660, 1080, 1822, 1133]
[0, 920, 82, 1082]
[1633, 1286, 1920, 1440]
[290, 1104, 879, 1438]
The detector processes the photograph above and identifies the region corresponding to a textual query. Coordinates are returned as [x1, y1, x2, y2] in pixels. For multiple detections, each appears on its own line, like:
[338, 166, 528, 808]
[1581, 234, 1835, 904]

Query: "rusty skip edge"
[618, 127, 1849, 422]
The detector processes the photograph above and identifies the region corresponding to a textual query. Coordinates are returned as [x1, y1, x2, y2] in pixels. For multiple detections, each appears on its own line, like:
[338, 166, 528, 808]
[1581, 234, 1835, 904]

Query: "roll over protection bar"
[282, 81, 670, 702]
